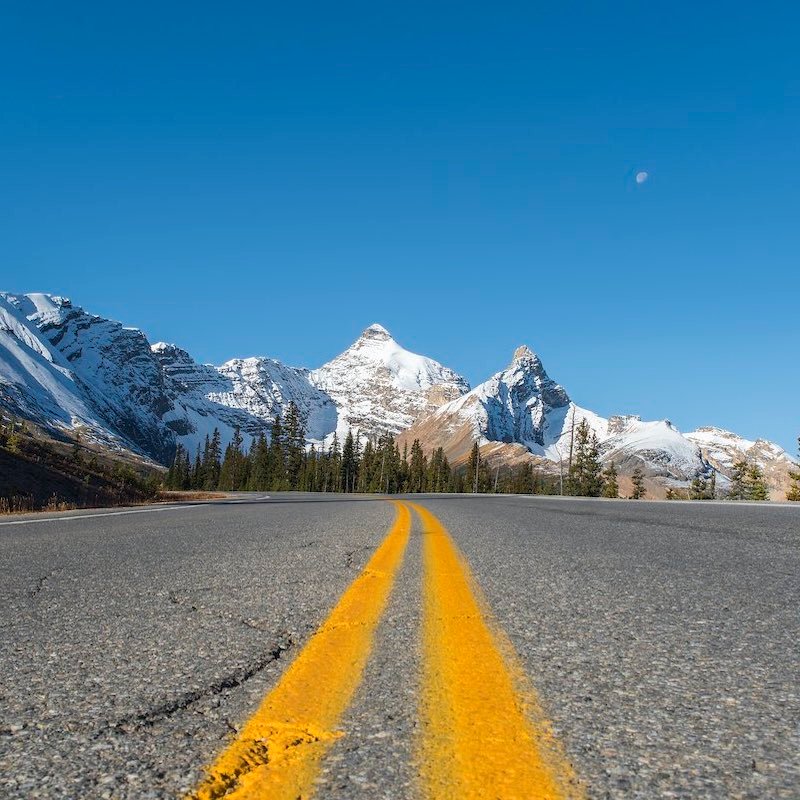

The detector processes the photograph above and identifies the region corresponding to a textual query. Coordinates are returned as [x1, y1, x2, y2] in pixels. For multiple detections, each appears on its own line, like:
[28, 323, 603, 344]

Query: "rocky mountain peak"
[310, 325, 469, 441]
[512, 344, 536, 363]
[499, 345, 568, 409]
[360, 323, 392, 341]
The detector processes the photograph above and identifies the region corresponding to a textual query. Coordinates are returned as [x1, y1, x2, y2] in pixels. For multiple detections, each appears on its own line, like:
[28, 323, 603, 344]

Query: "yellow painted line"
[188, 501, 412, 800]
[410, 501, 583, 800]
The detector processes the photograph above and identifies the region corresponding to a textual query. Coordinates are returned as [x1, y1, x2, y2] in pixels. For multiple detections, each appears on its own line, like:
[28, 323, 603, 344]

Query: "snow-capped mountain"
[685, 427, 796, 497]
[152, 343, 337, 455]
[0, 294, 468, 462]
[399, 345, 725, 492]
[310, 323, 469, 441]
[599, 416, 710, 482]
[0, 295, 116, 445]
[1, 291, 794, 495]
[397, 345, 573, 461]
[4, 293, 176, 461]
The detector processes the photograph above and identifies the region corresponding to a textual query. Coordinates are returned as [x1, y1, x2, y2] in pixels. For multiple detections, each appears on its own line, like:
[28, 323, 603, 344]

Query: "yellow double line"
[188, 501, 582, 799]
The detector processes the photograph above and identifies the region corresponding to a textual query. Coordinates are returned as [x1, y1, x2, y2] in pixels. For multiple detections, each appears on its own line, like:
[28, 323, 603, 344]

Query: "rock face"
[399, 346, 588, 462]
[152, 343, 337, 456]
[309, 324, 470, 442]
[4, 293, 173, 460]
[0, 295, 115, 445]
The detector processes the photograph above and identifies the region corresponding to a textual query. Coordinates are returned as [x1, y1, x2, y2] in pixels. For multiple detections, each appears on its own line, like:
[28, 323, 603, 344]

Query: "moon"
[635, 171, 649, 184]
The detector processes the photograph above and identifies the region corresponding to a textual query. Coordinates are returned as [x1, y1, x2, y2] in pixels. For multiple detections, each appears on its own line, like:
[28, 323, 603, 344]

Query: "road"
[1, 494, 798, 798]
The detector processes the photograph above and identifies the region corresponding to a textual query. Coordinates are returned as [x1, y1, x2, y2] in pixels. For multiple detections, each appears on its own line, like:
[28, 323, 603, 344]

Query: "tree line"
[164, 410, 618, 496]
[163, 402, 566, 495]
[163, 407, 799, 501]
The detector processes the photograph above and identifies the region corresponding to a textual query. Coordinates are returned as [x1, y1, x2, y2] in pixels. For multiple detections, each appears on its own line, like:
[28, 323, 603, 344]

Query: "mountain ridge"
[0, 291, 794, 498]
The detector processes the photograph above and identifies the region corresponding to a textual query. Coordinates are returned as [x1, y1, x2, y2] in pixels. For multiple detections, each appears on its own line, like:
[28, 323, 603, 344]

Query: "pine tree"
[219, 426, 248, 491]
[729, 459, 749, 500]
[301, 444, 317, 491]
[630, 467, 646, 499]
[283, 402, 306, 490]
[341, 430, 359, 493]
[248, 433, 270, 491]
[191, 445, 203, 489]
[727, 460, 768, 500]
[409, 439, 427, 493]
[267, 415, 287, 490]
[198, 434, 210, 489]
[568, 421, 603, 496]
[786, 437, 800, 501]
[689, 472, 716, 500]
[165, 443, 191, 489]
[325, 433, 341, 492]
[466, 442, 481, 493]
[203, 428, 222, 489]
[397, 442, 408, 492]
[426, 447, 450, 493]
[746, 463, 769, 501]
[601, 461, 619, 498]
[356, 439, 371, 492]
[689, 475, 708, 500]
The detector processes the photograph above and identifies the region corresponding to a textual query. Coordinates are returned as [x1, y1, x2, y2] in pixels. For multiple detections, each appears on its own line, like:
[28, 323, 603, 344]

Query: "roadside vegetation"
[0, 416, 161, 513]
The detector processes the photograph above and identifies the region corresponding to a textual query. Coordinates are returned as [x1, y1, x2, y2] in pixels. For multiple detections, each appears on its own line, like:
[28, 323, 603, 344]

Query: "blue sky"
[2, 2, 798, 450]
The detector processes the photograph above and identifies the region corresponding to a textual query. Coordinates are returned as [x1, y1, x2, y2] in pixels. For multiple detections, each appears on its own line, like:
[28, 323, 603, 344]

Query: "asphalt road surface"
[1, 494, 798, 798]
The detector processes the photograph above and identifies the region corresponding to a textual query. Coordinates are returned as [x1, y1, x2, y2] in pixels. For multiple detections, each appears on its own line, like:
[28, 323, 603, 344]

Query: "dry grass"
[0, 490, 227, 516]
[157, 490, 227, 503]
[0, 493, 77, 515]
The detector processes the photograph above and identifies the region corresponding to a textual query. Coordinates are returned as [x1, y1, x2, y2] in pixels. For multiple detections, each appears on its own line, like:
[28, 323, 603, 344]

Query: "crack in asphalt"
[98, 633, 295, 735]
[344, 544, 374, 570]
[28, 568, 61, 599]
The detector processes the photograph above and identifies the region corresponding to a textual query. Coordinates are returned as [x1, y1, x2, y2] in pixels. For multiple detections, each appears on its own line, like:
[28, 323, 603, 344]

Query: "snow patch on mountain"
[685, 426, 795, 468]
[541, 404, 609, 461]
[599, 417, 708, 479]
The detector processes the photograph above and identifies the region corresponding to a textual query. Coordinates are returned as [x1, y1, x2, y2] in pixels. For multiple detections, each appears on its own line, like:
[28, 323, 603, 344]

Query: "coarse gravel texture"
[1, 493, 798, 799]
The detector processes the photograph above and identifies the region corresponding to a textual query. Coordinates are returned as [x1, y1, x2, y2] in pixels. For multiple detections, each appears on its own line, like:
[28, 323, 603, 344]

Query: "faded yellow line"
[188, 501, 411, 800]
[410, 501, 583, 800]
